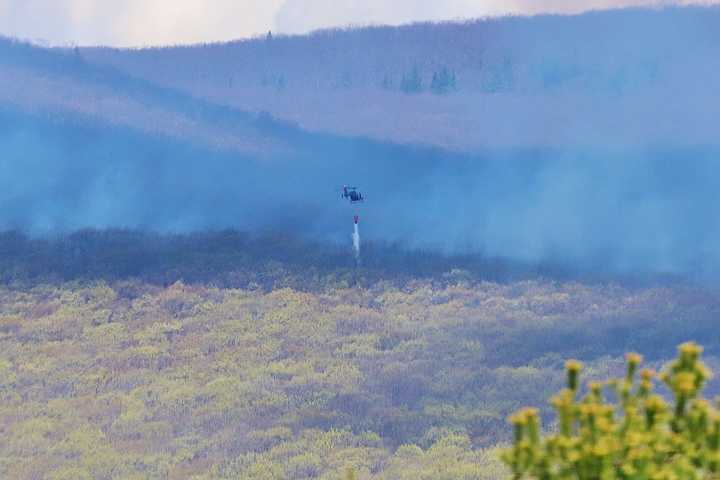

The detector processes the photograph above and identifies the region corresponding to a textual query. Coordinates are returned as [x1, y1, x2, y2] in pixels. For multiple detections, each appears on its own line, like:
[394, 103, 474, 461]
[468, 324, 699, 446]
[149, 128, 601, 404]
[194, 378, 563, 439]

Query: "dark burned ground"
[0, 229, 689, 291]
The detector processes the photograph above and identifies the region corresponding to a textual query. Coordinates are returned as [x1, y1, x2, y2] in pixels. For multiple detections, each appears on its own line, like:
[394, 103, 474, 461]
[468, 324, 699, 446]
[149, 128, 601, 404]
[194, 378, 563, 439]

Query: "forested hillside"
[3, 233, 720, 478]
[80, 7, 720, 150]
[0, 35, 297, 155]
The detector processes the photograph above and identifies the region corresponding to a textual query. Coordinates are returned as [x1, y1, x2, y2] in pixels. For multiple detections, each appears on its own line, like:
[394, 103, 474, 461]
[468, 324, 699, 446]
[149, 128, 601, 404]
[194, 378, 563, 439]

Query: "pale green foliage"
[1, 280, 512, 478]
[504, 343, 720, 479]
[377, 434, 506, 480]
[1, 278, 714, 478]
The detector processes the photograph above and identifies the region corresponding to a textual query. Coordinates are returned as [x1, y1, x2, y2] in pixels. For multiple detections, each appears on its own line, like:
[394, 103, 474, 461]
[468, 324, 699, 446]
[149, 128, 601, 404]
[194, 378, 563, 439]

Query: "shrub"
[503, 342, 720, 479]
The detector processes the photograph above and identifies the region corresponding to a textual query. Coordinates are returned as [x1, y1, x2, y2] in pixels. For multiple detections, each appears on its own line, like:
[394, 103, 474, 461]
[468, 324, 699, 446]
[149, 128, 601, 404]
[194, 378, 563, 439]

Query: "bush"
[503, 342, 720, 479]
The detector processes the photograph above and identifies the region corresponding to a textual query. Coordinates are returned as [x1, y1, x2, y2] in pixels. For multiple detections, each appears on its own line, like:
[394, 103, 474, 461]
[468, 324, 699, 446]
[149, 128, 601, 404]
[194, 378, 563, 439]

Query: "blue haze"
[1, 6, 720, 277]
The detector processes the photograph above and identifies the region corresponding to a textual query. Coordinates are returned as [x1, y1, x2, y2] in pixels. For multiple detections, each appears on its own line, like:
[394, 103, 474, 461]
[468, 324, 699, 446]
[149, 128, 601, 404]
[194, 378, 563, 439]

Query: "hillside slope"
[4, 270, 720, 478]
[80, 7, 720, 150]
[0, 36, 298, 155]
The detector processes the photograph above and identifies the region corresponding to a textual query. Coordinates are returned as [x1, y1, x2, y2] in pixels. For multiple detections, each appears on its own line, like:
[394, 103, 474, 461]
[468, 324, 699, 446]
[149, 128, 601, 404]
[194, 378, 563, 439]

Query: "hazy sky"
[0, 0, 716, 46]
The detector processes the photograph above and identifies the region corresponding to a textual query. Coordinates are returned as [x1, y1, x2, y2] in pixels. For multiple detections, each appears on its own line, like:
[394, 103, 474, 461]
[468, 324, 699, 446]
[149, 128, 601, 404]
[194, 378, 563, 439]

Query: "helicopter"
[341, 185, 364, 203]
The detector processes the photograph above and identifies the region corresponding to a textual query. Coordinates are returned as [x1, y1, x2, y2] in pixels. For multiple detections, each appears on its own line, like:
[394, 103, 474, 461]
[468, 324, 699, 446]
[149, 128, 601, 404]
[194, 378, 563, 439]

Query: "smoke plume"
[2, 7, 720, 280]
[2, 103, 718, 279]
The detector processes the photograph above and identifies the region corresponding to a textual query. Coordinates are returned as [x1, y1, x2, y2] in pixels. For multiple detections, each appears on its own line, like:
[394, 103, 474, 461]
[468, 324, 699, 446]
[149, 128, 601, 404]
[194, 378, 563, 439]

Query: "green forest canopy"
[2, 269, 720, 478]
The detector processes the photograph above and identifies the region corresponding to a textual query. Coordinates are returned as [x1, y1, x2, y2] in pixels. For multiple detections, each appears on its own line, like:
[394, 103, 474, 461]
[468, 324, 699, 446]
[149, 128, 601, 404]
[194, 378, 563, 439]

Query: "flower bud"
[565, 360, 583, 392]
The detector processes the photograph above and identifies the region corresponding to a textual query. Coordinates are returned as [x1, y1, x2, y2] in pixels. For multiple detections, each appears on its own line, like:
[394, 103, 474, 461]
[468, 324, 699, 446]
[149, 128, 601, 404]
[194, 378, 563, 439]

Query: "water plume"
[352, 215, 361, 265]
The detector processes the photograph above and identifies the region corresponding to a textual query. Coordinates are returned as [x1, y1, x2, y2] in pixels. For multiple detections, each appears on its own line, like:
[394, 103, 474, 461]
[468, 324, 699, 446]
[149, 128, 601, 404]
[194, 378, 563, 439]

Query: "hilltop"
[79, 6, 720, 151]
[2, 7, 719, 154]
